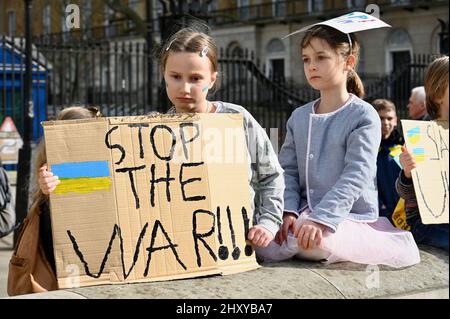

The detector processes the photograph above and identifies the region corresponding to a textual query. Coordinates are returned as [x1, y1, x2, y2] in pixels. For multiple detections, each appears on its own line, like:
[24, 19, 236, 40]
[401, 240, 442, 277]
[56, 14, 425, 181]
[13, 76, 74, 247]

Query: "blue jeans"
[408, 215, 449, 252]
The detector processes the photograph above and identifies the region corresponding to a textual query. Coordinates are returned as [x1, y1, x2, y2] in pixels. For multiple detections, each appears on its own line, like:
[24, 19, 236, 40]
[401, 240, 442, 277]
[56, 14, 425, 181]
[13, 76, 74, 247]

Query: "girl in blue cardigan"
[260, 24, 420, 268]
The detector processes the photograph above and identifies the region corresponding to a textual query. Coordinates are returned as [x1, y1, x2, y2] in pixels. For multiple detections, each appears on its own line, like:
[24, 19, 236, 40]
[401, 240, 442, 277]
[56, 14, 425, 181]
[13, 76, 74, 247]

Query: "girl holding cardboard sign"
[396, 56, 449, 252]
[262, 12, 420, 267]
[158, 26, 284, 251]
[38, 26, 285, 255]
[9, 106, 102, 295]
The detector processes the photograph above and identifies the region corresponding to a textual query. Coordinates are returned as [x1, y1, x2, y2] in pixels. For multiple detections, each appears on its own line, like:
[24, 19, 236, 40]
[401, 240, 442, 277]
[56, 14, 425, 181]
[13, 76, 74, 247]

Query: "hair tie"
[87, 106, 102, 117]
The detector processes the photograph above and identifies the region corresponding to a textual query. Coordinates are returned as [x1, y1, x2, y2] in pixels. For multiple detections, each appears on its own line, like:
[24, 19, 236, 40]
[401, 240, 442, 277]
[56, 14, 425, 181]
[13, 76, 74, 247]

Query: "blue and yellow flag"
[51, 161, 111, 195]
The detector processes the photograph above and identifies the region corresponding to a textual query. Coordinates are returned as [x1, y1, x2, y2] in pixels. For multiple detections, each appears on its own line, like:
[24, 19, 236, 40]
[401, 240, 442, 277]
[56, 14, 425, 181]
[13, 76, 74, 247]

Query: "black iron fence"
[0, 35, 439, 148]
[364, 53, 437, 119]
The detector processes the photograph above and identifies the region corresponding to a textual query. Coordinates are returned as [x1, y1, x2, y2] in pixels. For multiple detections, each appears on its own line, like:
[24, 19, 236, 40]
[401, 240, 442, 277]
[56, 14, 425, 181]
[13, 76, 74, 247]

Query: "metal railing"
[0, 35, 439, 145]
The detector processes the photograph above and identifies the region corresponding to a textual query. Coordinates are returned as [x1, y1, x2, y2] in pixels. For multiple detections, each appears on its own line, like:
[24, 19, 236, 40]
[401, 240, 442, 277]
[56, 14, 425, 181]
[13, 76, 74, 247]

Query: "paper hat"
[282, 11, 391, 39]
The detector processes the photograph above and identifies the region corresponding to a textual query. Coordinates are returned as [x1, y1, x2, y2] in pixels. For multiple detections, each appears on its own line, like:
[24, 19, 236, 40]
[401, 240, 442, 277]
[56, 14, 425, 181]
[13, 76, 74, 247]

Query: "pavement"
[1, 170, 449, 299]
[1, 231, 448, 299]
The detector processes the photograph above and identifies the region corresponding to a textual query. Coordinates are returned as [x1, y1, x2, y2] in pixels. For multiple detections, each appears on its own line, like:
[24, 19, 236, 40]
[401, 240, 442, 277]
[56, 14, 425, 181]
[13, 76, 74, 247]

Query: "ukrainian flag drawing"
[51, 161, 111, 195]
[412, 148, 426, 163]
[406, 127, 421, 144]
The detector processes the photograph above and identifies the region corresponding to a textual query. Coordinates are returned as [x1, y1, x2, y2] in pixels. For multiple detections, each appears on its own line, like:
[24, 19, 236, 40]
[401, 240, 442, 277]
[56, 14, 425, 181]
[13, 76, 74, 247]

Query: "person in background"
[372, 99, 404, 224]
[407, 86, 430, 120]
[0, 158, 15, 238]
[8, 106, 102, 296]
[396, 56, 449, 252]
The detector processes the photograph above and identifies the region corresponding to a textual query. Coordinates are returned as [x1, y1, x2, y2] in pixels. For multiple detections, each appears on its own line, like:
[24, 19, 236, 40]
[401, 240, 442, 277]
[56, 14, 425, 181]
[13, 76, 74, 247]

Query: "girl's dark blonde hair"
[30, 106, 102, 214]
[424, 55, 449, 120]
[301, 25, 364, 98]
[159, 27, 218, 88]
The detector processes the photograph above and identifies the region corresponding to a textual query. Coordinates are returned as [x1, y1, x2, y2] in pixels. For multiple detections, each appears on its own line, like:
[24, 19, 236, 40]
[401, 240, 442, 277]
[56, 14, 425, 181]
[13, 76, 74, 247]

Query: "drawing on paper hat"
[282, 11, 391, 39]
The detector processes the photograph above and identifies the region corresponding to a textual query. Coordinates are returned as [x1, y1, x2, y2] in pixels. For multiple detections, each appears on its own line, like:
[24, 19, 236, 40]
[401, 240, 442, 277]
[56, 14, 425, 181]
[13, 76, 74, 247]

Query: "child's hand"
[275, 212, 298, 244]
[294, 220, 327, 250]
[400, 146, 417, 178]
[38, 164, 60, 195]
[247, 225, 274, 248]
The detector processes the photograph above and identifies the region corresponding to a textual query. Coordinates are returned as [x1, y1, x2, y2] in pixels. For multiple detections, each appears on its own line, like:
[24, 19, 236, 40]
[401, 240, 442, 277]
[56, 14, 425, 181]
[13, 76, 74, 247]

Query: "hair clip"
[166, 38, 176, 51]
[200, 46, 209, 57]
[87, 106, 102, 117]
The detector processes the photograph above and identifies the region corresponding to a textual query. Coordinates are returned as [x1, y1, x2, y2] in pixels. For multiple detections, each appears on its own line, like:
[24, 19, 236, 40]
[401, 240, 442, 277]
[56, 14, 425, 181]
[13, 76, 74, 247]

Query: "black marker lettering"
[116, 165, 146, 209]
[414, 170, 448, 218]
[128, 123, 149, 159]
[150, 163, 175, 207]
[67, 225, 120, 278]
[241, 207, 253, 257]
[192, 209, 217, 267]
[427, 125, 440, 160]
[179, 122, 200, 160]
[144, 220, 186, 276]
[120, 222, 149, 279]
[216, 206, 229, 260]
[180, 162, 206, 202]
[226, 206, 240, 260]
[105, 126, 126, 165]
[150, 125, 176, 161]
[439, 129, 449, 157]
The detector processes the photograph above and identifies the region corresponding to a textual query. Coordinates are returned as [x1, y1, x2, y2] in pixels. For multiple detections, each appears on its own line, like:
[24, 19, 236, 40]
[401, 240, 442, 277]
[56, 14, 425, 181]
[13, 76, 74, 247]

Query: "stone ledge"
[5, 246, 448, 299]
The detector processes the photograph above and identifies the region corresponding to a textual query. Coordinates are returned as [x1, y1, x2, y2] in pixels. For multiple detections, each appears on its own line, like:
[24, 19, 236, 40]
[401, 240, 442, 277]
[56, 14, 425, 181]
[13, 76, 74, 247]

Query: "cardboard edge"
[42, 117, 107, 127]
[218, 260, 261, 276]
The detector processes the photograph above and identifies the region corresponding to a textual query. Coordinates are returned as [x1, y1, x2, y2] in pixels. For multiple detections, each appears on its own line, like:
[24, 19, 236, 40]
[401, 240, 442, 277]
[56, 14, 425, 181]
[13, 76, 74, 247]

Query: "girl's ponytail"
[347, 69, 365, 98]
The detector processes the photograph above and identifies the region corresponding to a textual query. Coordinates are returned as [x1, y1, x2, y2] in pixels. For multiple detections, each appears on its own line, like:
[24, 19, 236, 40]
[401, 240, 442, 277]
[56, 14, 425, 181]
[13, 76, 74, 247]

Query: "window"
[272, 0, 286, 17]
[430, 21, 449, 55]
[237, 0, 249, 20]
[266, 38, 286, 79]
[154, 1, 164, 33]
[155, 0, 164, 15]
[267, 38, 285, 54]
[347, 0, 366, 7]
[104, 5, 114, 37]
[227, 41, 244, 57]
[390, 0, 411, 5]
[43, 5, 51, 34]
[61, 0, 70, 42]
[83, 0, 92, 39]
[128, 0, 139, 30]
[357, 43, 365, 75]
[8, 11, 16, 37]
[207, 0, 217, 12]
[386, 28, 413, 71]
[308, 0, 324, 13]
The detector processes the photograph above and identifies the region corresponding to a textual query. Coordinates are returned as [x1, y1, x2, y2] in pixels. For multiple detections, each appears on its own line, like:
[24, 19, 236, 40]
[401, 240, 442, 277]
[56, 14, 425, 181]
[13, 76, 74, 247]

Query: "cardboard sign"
[283, 11, 391, 39]
[0, 117, 23, 164]
[319, 11, 391, 34]
[401, 120, 449, 224]
[43, 114, 259, 289]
